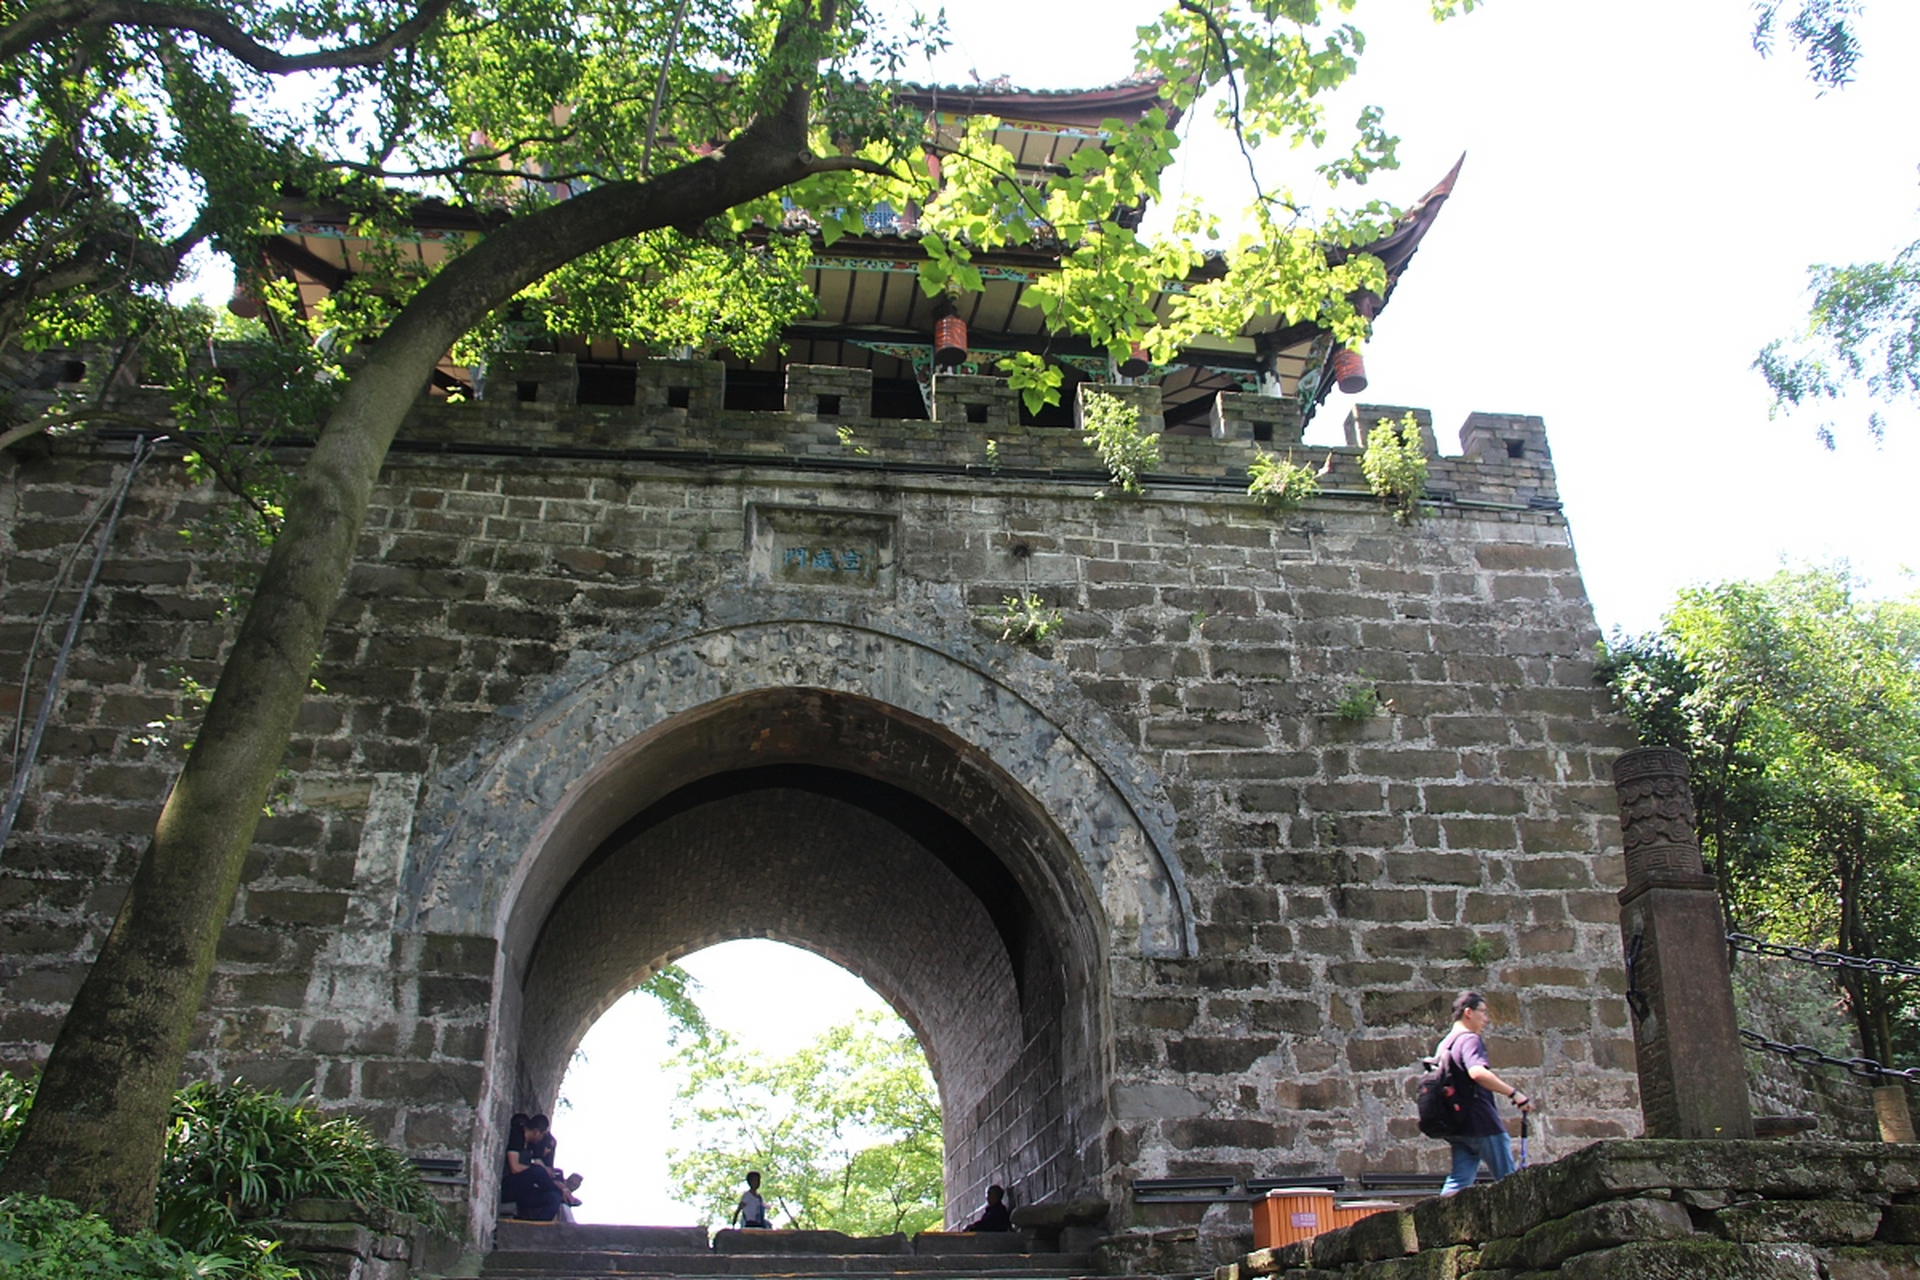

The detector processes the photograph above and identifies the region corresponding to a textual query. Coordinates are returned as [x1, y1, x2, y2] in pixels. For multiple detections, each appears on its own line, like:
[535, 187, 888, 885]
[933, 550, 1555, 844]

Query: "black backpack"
[1415, 1034, 1476, 1138]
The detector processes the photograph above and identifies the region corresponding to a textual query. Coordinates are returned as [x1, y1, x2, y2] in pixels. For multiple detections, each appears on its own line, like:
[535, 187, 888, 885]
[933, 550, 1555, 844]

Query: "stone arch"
[403, 619, 1192, 962]
[401, 618, 1191, 1230]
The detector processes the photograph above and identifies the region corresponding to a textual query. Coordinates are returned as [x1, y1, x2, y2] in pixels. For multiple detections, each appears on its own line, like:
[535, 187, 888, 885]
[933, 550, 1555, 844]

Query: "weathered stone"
[1878, 1204, 1920, 1244]
[1555, 1239, 1822, 1280]
[1513, 1196, 1695, 1269]
[1712, 1199, 1883, 1244]
[712, 1229, 910, 1254]
[1308, 1209, 1418, 1267]
[1822, 1244, 1920, 1279]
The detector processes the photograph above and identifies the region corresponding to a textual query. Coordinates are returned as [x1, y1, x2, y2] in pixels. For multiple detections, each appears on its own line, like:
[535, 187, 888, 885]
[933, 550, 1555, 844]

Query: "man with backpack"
[1426, 990, 1534, 1193]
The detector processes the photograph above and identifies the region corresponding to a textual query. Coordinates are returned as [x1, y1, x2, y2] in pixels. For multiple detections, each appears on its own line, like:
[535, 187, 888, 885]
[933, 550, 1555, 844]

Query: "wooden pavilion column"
[1610, 747, 1755, 1139]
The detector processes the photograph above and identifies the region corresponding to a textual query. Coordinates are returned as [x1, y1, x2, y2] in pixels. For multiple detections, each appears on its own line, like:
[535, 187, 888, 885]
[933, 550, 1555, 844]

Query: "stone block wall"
[1, 362, 1642, 1244]
[1214, 1140, 1920, 1279]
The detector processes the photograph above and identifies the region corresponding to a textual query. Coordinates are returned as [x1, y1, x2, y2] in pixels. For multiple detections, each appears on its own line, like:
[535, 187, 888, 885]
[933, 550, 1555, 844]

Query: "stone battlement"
[3, 348, 1559, 513]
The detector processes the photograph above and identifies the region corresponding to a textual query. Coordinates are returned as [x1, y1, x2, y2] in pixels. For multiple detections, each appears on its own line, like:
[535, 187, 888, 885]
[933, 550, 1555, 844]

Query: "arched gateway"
[402, 619, 1195, 1238]
[2, 391, 1648, 1261]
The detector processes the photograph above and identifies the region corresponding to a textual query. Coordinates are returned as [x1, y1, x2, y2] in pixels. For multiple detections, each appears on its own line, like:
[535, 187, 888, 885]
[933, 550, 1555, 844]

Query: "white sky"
[868, 0, 1920, 636]
[557, 941, 892, 1226]
[556, 0, 1920, 1225]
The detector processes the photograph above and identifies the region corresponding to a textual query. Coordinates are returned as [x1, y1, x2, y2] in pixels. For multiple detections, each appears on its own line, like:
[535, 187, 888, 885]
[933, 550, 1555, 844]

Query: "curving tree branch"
[0, 0, 454, 73]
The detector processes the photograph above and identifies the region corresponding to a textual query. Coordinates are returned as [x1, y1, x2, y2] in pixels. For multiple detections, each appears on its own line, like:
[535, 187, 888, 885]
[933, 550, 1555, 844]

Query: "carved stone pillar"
[1611, 747, 1755, 1139]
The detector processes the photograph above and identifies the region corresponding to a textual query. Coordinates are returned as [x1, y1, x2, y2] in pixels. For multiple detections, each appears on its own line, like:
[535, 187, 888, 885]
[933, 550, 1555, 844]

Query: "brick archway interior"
[503, 689, 1112, 1223]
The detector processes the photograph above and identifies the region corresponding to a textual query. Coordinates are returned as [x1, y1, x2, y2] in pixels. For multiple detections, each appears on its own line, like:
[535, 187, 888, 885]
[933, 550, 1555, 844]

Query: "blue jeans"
[1441, 1131, 1515, 1194]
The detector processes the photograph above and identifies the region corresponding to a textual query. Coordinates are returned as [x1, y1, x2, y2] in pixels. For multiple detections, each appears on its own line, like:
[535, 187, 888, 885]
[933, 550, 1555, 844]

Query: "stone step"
[481, 1251, 1095, 1279]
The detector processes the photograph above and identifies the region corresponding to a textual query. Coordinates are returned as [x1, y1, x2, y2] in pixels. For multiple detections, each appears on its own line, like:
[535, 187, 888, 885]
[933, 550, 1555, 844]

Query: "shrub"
[159, 1080, 444, 1253]
[1334, 685, 1382, 723]
[0, 1194, 296, 1280]
[0, 1073, 441, 1273]
[976, 592, 1063, 646]
[0, 1070, 28, 1164]
[1247, 448, 1321, 510]
[1079, 393, 1160, 496]
[1359, 412, 1429, 524]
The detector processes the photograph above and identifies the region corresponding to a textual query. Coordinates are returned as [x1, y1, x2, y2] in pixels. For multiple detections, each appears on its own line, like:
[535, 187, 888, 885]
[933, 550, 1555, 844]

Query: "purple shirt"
[1442, 1029, 1505, 1137]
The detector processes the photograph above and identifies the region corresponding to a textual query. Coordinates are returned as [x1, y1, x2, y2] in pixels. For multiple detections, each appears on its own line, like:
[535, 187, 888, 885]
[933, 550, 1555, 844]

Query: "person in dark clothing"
[1434, 990, 1534, 1194]
[966, 1184, 1012, 1232]
[524, 1114, 582, 1206]
[502, 1113, 566, 1221]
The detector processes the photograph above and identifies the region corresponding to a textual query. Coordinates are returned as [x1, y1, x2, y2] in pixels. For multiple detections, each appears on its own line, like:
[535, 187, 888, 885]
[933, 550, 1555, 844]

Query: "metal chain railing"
[1728, 930, 1920, 1083]
[1727, 931, 1920, 979]
[1738, 1029, 1920, 1084]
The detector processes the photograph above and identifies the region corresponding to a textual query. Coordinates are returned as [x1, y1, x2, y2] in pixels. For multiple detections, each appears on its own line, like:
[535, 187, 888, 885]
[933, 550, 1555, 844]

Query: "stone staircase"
[482, 1225, 1099, 1280]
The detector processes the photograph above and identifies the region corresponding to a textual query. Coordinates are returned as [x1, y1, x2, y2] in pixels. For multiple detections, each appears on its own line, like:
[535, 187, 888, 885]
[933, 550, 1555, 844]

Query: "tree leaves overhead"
[1599, 567, 1920, 1067]
[1748, 0, 1913, 444]
[1751, 0, 1866, 91]
[2, 0, 1442, 414]
[1756, 247, 1920, 447]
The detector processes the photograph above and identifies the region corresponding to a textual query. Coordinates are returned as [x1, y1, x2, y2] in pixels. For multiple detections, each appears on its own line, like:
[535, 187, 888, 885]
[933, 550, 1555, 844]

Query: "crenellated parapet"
[378, 355, 1568, 514]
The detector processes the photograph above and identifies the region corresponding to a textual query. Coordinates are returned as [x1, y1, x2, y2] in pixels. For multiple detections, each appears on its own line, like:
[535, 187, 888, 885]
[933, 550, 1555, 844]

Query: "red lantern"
[227, 285, 264, 319]
[1332, 346, 1367, 394]
[934, 314, 968, 366]
[1117, 344, 1151, 378]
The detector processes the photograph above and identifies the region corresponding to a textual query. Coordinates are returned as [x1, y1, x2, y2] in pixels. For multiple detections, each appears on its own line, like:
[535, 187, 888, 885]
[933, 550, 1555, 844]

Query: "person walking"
[1434, 990, 1534, 1194]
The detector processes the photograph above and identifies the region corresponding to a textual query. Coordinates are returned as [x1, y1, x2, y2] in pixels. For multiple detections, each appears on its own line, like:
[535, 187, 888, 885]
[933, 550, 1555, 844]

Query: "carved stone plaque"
[747, 504, 896, 593]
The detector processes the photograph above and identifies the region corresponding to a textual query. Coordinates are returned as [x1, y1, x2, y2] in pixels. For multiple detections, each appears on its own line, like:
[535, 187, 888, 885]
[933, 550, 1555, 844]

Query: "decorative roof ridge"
[900, 70, 1163, 99]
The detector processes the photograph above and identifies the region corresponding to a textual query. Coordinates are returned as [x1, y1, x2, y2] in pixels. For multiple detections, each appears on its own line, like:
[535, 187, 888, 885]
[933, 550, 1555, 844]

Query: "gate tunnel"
[498, 687, 1116, 1223]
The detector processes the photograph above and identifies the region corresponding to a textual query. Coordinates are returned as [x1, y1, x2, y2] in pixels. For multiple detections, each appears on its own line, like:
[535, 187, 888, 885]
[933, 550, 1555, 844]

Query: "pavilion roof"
[248, 84, 1460, 428]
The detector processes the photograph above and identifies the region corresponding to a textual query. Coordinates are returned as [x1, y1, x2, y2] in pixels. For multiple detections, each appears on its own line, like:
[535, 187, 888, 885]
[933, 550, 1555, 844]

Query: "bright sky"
[874, 0, 1920, 636]
[557, 941, 892, 1226]
[554, 1, 1920, 1225]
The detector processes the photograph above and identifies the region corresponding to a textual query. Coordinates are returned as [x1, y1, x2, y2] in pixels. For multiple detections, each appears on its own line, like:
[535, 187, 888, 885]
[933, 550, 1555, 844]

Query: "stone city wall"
[1, 353, 1639, 1243]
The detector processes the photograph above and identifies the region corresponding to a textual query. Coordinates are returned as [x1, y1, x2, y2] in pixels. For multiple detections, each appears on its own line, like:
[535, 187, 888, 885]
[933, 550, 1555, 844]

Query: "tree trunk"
[0, 43, 834, 1228]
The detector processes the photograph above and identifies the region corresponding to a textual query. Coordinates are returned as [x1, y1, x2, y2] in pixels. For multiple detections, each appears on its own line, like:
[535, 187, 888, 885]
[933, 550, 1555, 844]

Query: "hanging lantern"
[933, 314, 968, 367]
[1332, 345, 1368, 394]
[227, 284, 264, 320]
[1117, 344, 1151, 378]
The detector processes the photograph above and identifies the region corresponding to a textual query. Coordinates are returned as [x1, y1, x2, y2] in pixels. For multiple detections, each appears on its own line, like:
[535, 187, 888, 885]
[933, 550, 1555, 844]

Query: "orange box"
[1252, 1188, 1336, 1249]
[1331, 1199, 1400, 1230]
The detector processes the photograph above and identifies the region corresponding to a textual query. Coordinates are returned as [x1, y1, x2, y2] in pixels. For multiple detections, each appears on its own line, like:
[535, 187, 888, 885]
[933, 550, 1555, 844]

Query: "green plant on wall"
[1247, 448, 1323, 510]
[1080, 392, 1160, 496]
[1334, 685, 1382, 723]
[1360, 412, 1429, 524]
[977, 592, 1064, 646]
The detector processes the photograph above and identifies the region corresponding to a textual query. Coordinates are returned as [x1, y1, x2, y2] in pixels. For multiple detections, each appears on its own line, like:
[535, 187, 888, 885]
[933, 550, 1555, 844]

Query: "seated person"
[967, 1184, 1012, 1232]
[501, 1112, 566, 1221]
[524, 1113, 582, 1206]
[732, 1170, 772, 1229]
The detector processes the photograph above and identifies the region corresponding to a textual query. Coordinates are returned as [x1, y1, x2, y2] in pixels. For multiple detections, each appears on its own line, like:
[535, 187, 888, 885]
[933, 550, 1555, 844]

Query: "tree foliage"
[0, 0, 1467, 1228]
[1756, 246, 1919, 447]
[1749, 0, 1914, 444]
[1598, 567, 1920, 1067]
[0, 1070, 437, 1278]
[667, 1012, 943, 1237]
[1751, 0, 1865, 90]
